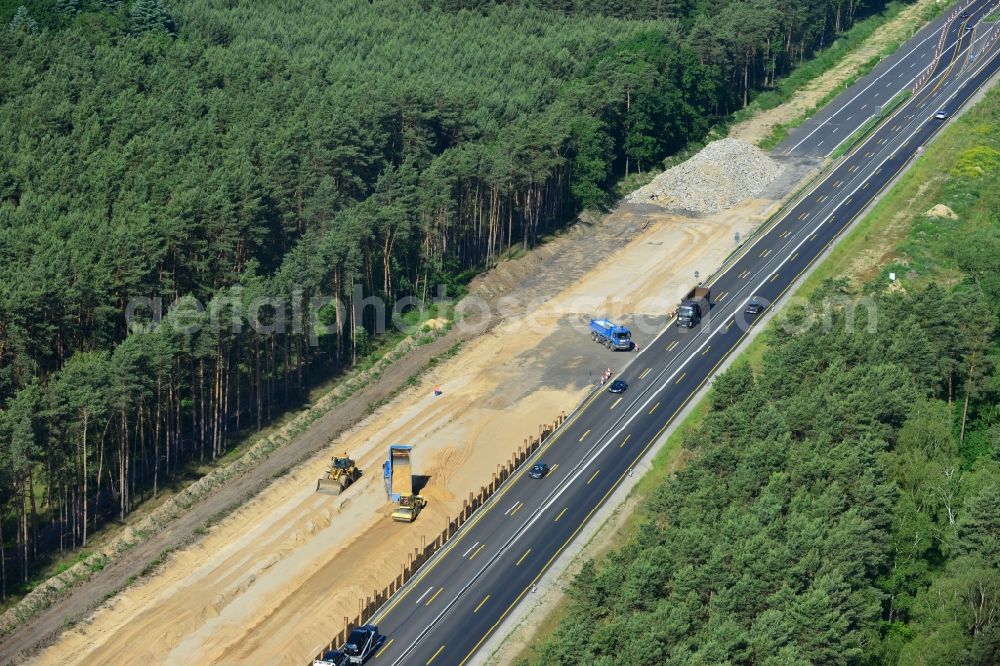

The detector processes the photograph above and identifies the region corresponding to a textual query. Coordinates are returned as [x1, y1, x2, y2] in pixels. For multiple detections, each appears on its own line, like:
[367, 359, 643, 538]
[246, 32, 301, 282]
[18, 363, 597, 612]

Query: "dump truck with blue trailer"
[383, 445, 413, 502]
[589, 318, 632, 350]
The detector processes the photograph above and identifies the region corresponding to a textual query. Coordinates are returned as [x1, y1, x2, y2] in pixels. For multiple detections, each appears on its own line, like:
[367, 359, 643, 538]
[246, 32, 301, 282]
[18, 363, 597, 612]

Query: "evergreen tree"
[6, 6, 37, 34]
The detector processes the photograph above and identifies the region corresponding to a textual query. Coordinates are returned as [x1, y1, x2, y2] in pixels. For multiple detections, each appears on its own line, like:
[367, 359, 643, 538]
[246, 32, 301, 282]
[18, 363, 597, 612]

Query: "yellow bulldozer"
[316, 454, 361, 495]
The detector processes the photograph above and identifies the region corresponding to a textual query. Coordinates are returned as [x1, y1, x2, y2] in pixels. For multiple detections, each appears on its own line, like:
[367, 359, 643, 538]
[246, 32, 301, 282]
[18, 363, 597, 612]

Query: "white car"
[934, 110, 948, 120]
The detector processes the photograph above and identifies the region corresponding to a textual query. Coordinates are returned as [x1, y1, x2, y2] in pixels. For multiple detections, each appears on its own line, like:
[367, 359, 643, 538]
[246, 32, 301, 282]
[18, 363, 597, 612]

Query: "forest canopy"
[0, 0, 909, 596]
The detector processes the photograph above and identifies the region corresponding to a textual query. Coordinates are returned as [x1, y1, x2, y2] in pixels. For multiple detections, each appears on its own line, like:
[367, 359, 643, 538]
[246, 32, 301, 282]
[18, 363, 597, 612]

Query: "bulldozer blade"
[316, 478, 344, 495]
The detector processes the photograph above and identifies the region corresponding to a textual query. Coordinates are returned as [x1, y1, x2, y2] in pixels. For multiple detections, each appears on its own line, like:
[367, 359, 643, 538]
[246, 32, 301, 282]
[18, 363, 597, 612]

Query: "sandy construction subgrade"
[34, 152, 810, 666]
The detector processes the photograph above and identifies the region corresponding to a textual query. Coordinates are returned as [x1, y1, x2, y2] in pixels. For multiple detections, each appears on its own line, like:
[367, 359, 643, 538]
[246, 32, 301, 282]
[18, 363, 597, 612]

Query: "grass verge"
[513, 58, 1000, 666]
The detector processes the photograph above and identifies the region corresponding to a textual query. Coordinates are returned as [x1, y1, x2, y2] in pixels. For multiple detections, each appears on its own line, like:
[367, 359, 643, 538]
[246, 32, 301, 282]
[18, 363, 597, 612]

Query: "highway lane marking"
[610, 397, 622, 410]
[845, 115, 852, 121]
[845, 197, 853, 205]
[770, 273, 780, 282]
[639, 367, 651, 380]
[701, 345, 711, 356]
[675, 373, 686, 384]
[387, 56, 998, 654]
[892, 124, 901, 132]
[784, 25, 946, 156]
[848, 164, 858, 172]
[791, 252, 799, 262]
[738, 270, 750, 279]
[369, 364, 608, 623]
[461, 542, 480, 558]
[586, 470, 600, 485]
[426, 645, 445, 665]
[816, 194, 828, 203]
[425, 587, 443, 606]
[504, 503, 518, 516]
[810, 232, 819, 241]
[878, 138, 888, 145]
[833, 180, 843, 188]
[468, 543, 486, 560]
[864, 151, 875, 158]
[797, 212, 807, 220]
[716, 291, 728, 301]
[667, 340, 678, 352]
[619, 433, 631, 448]
[648, 401, 660, 414]
[862, 182, 870, 189]
[760, 248, 771, 258]
[725, 319, 735, 331]
[515, 549, 531, 566]
[554, 507, 567, 522]
[780, 230, 790, 238]
[578, 429, 590, 442]
[473, 595, 490, 613]
[875, 167, 882, 175]
[416, 587, 434, 605]
[509, 502, 524, 517]
[376, 638, 394, 658]
[550, 464, 558, 473]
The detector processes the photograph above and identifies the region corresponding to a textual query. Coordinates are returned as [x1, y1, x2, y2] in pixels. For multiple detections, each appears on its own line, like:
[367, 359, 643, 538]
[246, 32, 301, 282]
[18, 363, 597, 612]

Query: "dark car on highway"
[745, 299, 764, 315]
[343, 625, 382, 664]
[528, 462, 550, 479]
[314, 651, 350, 666]
[608, 379, 628, 393]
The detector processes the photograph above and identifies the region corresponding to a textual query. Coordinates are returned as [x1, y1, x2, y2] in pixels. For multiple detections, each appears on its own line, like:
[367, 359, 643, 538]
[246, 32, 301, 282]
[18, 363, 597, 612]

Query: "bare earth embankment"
[26, 140, 810, 665]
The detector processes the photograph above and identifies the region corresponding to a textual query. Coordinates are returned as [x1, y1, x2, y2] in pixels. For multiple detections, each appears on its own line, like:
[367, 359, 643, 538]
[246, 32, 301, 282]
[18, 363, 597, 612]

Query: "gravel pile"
[625, 138, 784, 213]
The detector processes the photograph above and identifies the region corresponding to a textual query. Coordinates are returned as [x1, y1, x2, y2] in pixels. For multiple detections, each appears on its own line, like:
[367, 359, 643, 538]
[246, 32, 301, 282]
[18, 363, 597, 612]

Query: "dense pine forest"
[0, 0, 908, 597]
[524, 96, 1000, 664]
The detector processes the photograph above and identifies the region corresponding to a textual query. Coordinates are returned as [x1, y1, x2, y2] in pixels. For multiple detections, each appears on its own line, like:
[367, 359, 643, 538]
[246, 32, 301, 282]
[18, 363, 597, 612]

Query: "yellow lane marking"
[780, 230, 790, 238]
[797, 212, 807, 220]
[760, 249, 771, 258]
[791, 252, 799, 262]
[515, 549, 531, 566]
[473, 595, 490, 613]
[578, 429, 590, 442]
[716, 291, 728, 301]
[845, 197, 853, 205]
[817, 195, 828, 203]
[833, 180, 843, 188]
[554, 507, 567, 522]
[427, 645, 445, 665]
[701, 345, 711, 355]
[509, 502, 523, 517]
[725, 319, 735, 331]
[619, 433, 631, 448]
[770, 273, 779, 282]
[875, 167, 882, 175]
[810, 233, 819, 241]
[426, 587, 443, 606]
[862, 182, 870, 190]
[675, 373, 686, 385]
[648, 401, 660, 414]
[667, 340, 678, 352]
[468, 543, 486, 560]
[738, 270, 750, 279]
[639, 367, 651, 380]
[376, 639, 394, 658]
[610, 397, 622, 410]
[848, 164, 858, 172]
[586, 470, 600, 485]
[550, 464, 559, 473]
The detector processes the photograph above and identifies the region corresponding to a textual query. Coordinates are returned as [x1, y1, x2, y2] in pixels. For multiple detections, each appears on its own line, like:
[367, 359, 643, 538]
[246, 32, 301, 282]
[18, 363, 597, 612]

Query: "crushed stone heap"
[626, 138, 784, 213]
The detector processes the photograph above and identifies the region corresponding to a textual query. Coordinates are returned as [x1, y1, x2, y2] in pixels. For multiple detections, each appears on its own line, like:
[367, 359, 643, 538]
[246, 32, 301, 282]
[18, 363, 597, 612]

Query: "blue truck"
[383, 444, 413, 502]
[589, 318, 632, 350]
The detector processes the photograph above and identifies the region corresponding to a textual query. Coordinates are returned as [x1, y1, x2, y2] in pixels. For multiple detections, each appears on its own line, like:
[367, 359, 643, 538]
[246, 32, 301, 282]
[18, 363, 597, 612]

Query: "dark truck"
[675, 287, 710, 328]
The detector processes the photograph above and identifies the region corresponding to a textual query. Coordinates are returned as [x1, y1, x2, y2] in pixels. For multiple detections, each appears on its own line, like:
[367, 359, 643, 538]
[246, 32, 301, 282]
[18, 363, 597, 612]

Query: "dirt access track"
[21, 151, 813, 666]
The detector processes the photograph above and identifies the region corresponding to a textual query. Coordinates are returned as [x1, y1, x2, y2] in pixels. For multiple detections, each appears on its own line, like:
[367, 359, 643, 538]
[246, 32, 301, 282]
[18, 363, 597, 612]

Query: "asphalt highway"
[779, 0, 985, 157]
[326, 6, 1000, 665]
